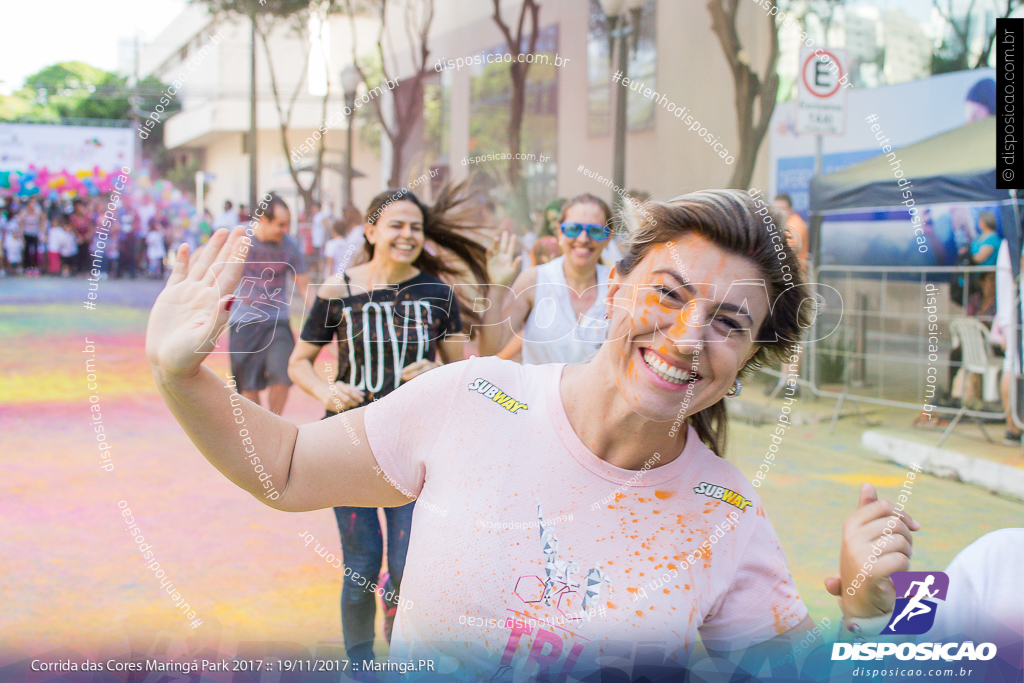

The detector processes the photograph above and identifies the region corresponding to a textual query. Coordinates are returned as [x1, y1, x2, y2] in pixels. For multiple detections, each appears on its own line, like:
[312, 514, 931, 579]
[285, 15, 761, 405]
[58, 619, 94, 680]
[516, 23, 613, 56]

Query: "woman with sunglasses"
[147, 189, 917, 681]
[482, 193, 613, 363]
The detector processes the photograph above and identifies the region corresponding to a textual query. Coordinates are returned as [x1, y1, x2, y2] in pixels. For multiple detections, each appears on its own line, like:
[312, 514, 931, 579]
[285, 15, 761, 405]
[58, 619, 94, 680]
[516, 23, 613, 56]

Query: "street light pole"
[612, 16, 629, 213]
[340, 65, 361, 210]
[248, 16, 258, 214]
[600, 0, 644, 215]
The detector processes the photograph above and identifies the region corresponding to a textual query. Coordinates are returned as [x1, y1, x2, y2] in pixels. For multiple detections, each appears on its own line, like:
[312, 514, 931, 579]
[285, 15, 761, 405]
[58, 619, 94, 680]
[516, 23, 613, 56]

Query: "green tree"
[0, 62, 179, 124]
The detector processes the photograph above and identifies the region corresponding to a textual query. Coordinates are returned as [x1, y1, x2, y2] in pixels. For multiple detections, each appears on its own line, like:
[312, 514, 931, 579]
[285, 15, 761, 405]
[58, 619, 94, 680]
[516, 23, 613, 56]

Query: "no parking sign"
[796, 47, 849, 135]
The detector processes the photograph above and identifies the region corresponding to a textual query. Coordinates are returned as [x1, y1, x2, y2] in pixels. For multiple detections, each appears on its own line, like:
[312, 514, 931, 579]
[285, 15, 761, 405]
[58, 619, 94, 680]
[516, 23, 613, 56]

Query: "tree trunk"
[708, 0, 779, 189]
[492, 0, 539, 227]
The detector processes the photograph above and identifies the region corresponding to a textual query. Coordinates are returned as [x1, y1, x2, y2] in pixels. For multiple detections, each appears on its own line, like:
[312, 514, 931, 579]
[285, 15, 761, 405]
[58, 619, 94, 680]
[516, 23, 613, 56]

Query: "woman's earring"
[726, 379, 742, 398]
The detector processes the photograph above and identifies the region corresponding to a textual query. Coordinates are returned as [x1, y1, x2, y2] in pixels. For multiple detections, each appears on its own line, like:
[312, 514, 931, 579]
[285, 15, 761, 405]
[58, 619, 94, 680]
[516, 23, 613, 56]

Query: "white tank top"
[521, 256, 610, 365]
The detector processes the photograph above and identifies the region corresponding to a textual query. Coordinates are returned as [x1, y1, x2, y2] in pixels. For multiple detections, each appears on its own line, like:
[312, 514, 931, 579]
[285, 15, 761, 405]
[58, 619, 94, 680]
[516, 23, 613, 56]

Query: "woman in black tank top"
[287, 183, 505, 669]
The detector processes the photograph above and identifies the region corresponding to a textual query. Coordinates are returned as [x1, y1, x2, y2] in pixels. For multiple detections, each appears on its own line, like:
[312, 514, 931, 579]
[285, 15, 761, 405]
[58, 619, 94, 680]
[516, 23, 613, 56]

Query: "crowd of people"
[0, 193, 212, 280]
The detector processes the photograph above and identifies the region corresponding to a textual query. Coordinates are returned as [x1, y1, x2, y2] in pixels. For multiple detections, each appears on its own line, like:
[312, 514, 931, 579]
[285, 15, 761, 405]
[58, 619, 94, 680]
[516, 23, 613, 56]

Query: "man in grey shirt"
[226, 195, 309, 414]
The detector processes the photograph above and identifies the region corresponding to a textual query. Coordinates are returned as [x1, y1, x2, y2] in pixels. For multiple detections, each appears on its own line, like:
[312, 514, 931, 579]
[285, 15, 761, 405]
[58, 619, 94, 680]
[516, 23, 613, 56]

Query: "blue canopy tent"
[806, 115, 1024, 433]
[808, 116, 1022, 273]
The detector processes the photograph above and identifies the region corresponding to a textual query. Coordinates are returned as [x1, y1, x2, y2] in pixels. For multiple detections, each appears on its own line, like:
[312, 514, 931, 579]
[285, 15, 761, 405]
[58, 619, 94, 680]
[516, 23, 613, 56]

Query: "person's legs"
[76, 242, 89, 274]
[229, 324, 273, 408]
[264, 323, 296, 416]
[267, 384, 289, 415]
[241, 390, 262, 406]
[1002, 370, 1021, 441]
[24, 234, 38, 271]
[334, 506, 384, 666]
[382, 502, 415, 643]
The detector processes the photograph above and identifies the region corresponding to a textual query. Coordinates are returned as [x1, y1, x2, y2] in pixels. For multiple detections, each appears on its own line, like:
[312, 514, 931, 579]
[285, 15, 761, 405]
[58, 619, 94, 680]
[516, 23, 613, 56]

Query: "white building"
[883, 8, 932, 85]
[139, 4, 383, 220]
[143, 0, 787, 227]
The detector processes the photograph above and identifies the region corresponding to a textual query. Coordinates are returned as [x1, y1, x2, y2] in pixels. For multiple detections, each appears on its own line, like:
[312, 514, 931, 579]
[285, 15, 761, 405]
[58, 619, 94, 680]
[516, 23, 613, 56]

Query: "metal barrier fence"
[762, 263, 1009, 446]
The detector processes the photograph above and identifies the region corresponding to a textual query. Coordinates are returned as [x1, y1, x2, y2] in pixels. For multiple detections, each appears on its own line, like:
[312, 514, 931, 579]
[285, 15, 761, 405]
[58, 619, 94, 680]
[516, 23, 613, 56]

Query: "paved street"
[1, 278, 1021, 664]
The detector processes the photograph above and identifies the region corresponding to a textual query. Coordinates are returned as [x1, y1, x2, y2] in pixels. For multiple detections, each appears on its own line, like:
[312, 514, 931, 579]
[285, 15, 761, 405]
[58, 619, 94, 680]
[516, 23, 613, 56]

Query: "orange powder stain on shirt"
[654, 490, 673, 499]
[636, 611, 644, 617]
[607, 602, 617, 609]
[771, 604, 789, 634]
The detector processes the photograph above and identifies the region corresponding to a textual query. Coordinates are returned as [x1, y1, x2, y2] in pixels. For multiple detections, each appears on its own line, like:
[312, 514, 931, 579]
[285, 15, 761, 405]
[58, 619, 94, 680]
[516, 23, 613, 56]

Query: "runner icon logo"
[883, 571, 949, 635]
[467, 378, 528, 414]
[692, 482, 753, 511]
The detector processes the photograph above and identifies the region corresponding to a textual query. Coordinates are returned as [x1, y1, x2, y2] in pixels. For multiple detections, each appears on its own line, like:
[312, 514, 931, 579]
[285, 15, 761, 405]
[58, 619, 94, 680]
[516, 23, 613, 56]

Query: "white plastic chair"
[949, 317, 1002, 403]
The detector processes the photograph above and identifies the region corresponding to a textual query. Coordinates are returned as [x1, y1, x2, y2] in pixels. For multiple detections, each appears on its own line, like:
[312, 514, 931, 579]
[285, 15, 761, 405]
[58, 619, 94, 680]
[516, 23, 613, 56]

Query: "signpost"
[796, 47, 849, 137]
[796, 47, 848, 391]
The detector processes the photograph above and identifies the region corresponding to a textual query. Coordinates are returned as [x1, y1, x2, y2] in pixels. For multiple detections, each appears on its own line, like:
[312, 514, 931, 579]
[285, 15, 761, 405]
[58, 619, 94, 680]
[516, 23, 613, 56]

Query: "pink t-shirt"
[363, 356, 806, 680]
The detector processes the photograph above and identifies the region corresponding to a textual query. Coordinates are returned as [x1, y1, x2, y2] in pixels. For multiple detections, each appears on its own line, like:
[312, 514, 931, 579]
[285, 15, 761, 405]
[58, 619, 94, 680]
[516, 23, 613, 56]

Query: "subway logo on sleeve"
[468, 378, 528, 414]
[694, 482, 753, 511]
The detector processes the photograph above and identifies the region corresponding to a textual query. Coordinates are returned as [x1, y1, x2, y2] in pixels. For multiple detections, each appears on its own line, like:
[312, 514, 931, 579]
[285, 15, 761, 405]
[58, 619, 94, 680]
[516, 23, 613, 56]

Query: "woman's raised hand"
[145, 227, 247, 380]
[487, 230, 522, 286]
[824, 483, 921, 619]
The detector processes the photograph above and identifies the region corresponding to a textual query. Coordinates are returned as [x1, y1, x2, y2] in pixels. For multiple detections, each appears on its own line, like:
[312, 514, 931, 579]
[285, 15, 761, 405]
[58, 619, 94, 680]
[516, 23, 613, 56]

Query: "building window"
[587, 0, 657, 136]
[466, 24, 559, 221]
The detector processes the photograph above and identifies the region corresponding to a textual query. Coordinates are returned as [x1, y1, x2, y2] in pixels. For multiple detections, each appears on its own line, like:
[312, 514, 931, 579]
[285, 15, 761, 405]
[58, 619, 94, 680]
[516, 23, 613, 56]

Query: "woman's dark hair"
[617, 189, 811, 457]
[363, 180, 491, 325]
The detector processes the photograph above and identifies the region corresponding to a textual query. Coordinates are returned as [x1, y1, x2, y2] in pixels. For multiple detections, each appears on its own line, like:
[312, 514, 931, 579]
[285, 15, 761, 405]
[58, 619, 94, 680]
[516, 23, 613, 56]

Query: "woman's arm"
[288, 338, 364, 412]
[496, 333, 523, 361]
[478, 266, 537, 356]
[711, 484, 918, 664]
[146, 227, 409, 511]
[971, 243, 995, 264]
[475, 231, 524, 356]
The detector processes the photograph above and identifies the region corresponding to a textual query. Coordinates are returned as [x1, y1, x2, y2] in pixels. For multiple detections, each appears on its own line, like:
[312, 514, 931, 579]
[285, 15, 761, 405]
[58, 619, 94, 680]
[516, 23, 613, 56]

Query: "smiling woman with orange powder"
[145, 189, 919, 681]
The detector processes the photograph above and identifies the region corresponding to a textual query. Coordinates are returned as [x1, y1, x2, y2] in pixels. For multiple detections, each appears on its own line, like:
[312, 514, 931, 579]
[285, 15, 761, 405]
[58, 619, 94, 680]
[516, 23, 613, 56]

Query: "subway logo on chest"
[468, 378, 528, 414]
[694, 481, 753, 511]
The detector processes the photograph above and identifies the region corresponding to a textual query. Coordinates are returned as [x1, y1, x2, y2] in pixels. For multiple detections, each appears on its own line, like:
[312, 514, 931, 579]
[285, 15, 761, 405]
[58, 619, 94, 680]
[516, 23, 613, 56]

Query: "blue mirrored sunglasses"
[560, 222, 610, 242]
